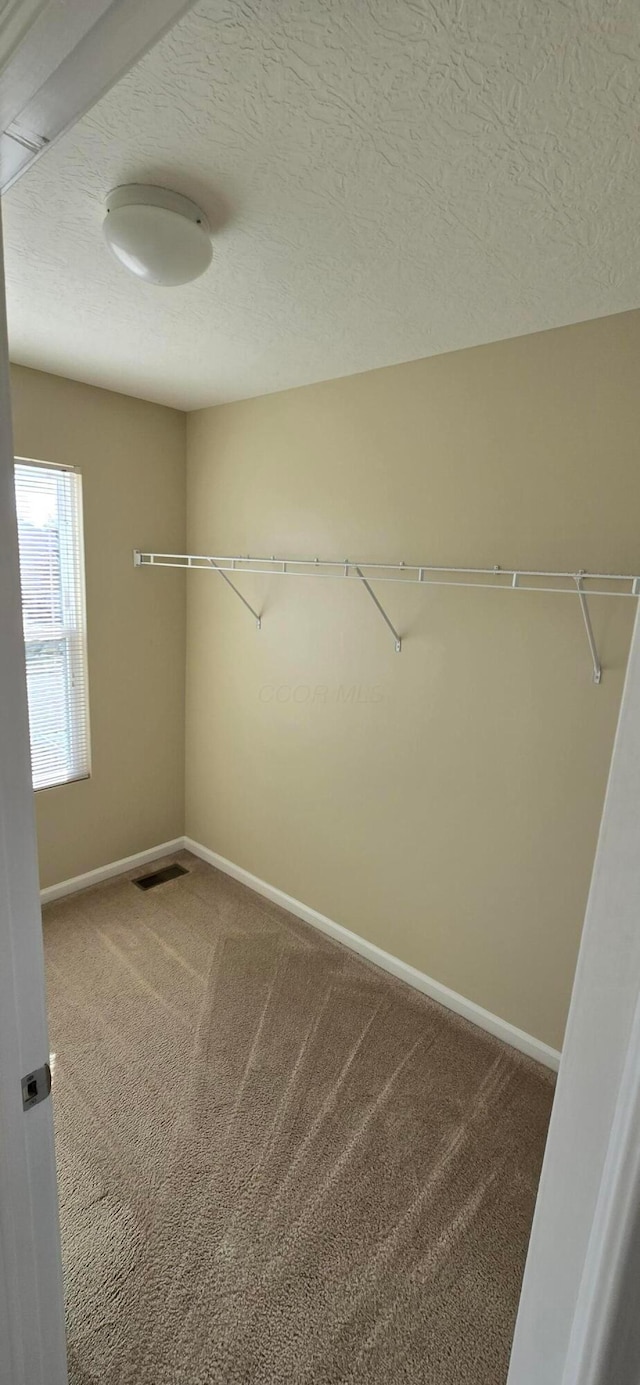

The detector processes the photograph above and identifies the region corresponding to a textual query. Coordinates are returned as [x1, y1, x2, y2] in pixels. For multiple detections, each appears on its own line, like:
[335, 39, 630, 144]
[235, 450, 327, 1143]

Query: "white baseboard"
[39, 838, 185, 904]
[41, 834, 560, 1071]
[184, 837, 561, 1072]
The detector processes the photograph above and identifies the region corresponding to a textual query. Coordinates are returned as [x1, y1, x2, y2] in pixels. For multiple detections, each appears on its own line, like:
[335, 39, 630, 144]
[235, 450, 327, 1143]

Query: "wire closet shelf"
[133, 550, 640, 685]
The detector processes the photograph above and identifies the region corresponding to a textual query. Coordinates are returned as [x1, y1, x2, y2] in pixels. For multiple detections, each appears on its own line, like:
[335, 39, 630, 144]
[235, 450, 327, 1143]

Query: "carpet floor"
[43, 850, 554, 1385]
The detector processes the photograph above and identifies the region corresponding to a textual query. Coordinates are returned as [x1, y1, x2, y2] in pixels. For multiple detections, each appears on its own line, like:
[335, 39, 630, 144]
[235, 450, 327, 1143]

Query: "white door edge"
[0, 210, 68, 1385]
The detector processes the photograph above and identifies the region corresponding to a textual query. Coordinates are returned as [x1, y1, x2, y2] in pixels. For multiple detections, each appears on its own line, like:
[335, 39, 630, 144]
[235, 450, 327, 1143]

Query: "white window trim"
[14, 456, 91, 793]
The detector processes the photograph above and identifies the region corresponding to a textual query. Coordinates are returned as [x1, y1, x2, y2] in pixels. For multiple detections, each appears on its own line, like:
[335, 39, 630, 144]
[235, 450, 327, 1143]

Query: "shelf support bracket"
[355, 566, 402, 652]
[208, 559, 261, 629]
[575, 575, 601, 684]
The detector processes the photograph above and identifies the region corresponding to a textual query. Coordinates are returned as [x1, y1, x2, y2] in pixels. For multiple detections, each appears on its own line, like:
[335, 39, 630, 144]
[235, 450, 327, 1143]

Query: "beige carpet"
[43, 850, 554, 1384]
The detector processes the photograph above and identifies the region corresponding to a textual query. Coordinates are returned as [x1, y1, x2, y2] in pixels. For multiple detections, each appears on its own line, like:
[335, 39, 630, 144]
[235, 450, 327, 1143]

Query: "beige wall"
[10, 365, 186, 889]
[185, 310, 640, 1050]
[13, 313, 639, 1045]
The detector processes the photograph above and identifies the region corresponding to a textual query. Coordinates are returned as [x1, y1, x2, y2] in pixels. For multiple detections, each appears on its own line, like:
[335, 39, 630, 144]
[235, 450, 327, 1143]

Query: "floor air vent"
[133, 863, 189, 891]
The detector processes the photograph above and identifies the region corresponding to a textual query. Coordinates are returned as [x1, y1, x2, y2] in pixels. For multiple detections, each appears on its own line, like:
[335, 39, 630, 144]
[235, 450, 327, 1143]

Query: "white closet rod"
[133, 551, 640, 684]
[133, 551, 639, 593]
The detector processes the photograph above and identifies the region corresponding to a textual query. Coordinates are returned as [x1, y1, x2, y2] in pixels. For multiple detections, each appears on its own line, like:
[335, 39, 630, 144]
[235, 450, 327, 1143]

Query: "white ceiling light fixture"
[103, 184, 212, 286]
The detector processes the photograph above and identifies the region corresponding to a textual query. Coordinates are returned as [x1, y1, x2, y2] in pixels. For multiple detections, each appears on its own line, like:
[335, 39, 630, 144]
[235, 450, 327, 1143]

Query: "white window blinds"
[14, 460, 90, 791]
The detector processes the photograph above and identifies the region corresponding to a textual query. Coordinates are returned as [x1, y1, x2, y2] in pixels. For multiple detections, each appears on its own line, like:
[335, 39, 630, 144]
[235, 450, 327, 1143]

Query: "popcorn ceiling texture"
[4, 0, 640, 409]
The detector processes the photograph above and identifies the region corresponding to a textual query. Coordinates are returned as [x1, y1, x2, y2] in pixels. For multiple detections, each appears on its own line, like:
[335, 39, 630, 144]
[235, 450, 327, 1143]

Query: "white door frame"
[508, 604, 640, 1385]
[0, 209, 68, 1385]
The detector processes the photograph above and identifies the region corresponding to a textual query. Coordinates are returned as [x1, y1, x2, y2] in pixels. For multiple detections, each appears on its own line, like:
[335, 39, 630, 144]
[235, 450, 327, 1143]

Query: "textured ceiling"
[3, 0, 640, 410]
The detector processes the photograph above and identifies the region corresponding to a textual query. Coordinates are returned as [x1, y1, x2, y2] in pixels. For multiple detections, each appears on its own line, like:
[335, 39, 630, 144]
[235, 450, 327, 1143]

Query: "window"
[14, 459, 90, 791]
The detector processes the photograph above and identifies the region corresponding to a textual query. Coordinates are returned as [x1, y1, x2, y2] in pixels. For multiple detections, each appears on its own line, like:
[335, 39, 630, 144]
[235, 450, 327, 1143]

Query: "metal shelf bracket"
[575, 574, 602, 684]
[208, 559, 261, 630]
[354, 565, 402, 652]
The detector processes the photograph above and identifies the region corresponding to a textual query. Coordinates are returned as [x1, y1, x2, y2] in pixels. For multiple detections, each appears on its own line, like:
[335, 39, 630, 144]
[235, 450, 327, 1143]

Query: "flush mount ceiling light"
[103, 184, 212, 286]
